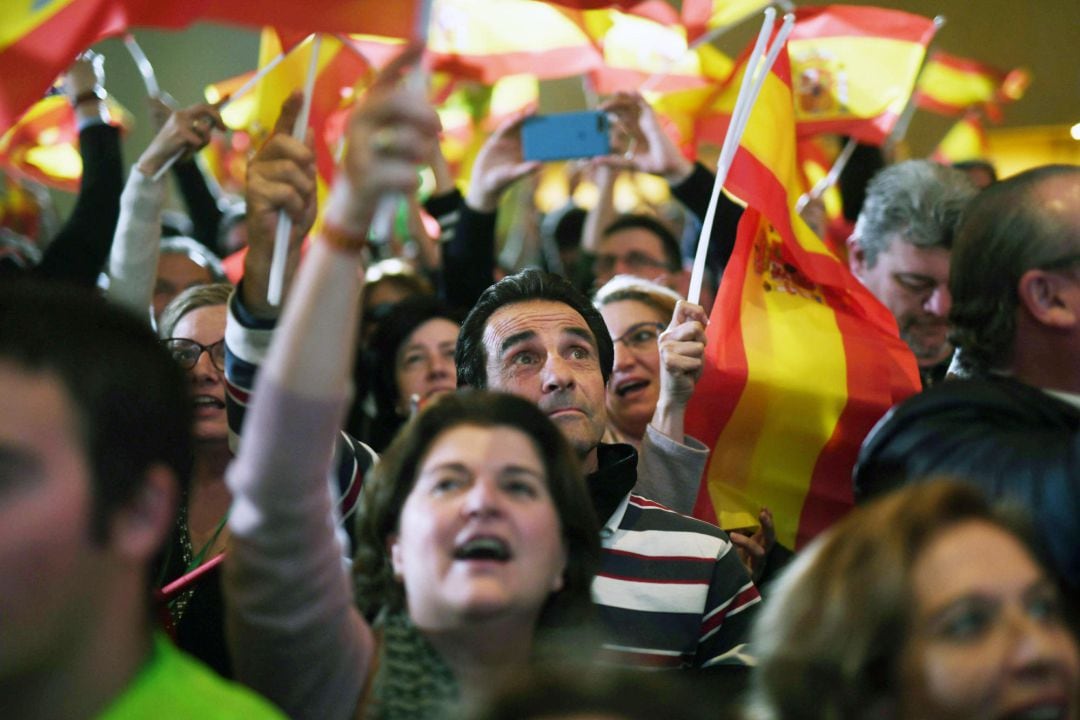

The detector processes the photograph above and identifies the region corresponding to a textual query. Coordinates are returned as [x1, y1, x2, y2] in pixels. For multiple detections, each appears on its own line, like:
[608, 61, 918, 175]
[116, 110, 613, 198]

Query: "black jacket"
[855, 375, 1080, 597]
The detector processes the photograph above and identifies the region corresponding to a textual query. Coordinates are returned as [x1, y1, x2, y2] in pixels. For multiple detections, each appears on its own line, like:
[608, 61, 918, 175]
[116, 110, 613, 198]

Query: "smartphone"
[521, 110, 611, 162]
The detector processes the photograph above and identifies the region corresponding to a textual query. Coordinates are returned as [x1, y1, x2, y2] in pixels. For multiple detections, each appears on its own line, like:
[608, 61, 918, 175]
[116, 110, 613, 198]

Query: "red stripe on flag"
[792, 5, 938, 44]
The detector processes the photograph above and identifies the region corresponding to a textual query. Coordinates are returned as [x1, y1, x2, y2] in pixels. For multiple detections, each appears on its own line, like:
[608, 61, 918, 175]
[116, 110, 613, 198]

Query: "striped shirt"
[593, 493, 761, 669]
[224, 292, 376, 551]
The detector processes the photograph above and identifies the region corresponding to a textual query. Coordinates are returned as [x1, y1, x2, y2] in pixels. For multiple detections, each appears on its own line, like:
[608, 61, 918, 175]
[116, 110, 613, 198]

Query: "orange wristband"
[319, 222, 368, 255]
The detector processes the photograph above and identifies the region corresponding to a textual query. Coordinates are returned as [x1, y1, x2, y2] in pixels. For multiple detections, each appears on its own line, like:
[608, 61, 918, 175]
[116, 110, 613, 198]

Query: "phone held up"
[521, 110, 611, 162]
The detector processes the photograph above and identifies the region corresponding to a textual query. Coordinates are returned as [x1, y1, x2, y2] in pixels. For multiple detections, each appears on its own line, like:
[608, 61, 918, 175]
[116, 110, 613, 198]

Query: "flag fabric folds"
[786, 4, 938, 144]
[0, 0, 423, 134]
[930, 112, 989, 165]
[0, 93, 131, 191]
[426, 0, 602, 83]
[684, 38, 920, 550]
[915, 51, 1030, 122]
[680, 0, 772, 44]
[655, 5, 937, 152]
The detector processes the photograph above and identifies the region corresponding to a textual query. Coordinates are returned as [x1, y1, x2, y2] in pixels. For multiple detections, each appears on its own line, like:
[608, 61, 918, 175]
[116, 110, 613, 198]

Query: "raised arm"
[107, 102, 223, 320]
[224, 46, 438, 720]
[601, 92, 742, 273]
[440, 111, 540, 310]
[33, 52, 123, 286]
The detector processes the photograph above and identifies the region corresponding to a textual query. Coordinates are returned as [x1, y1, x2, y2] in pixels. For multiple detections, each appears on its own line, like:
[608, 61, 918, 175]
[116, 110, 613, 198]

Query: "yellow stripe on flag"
[0, 0, 76, 52]
[789, 36, 925, 125]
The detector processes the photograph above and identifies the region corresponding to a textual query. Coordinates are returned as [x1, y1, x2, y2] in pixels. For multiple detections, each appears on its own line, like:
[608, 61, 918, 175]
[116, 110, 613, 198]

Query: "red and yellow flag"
[684, 39, 920, 549]
[0, 93, 131, 192]
[584, 9, 734, 94]
[786, 4, 938, 144]
[930, 112, 989, 165]
[915, 51, 1030, 122]
[680, 0, 772, 44]
[0, 0, 424, 134]
[425, 0, 602, 83]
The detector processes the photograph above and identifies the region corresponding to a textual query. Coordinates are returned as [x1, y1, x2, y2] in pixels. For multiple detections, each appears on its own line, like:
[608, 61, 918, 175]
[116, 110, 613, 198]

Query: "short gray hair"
[158, 282, 233, 339]
[852, 160, 976, 267]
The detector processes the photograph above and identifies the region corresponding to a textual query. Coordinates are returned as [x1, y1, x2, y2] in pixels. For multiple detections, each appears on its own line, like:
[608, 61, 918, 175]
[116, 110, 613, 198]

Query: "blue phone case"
[521, 111, 611, 162]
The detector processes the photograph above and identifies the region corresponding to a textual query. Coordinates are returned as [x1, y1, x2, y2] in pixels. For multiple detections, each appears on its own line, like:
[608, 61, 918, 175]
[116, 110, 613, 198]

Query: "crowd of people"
[1, 42, 1077, 720]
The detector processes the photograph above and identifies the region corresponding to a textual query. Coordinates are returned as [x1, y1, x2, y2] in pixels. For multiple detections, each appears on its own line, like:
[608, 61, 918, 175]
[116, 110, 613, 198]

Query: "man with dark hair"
[456, 268, 761, 670]
[0, 280, 282, 718]
[847, 160, 976, 384]
[855, 164, 1080, 603]
[593, 214, 684, 289]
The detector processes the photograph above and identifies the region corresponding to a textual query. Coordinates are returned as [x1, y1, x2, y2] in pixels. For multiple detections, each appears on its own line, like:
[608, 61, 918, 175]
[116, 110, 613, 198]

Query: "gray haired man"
[846, 160, 976, 383]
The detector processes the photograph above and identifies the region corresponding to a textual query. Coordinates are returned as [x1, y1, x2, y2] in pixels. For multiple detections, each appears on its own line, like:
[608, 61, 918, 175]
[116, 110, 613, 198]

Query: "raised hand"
[136, 102, 224, 177]
[464, 110, 541, 213]
[600, 91, 693, 185]
[241, 93, 318, 317]
[335, 44, 441, 231]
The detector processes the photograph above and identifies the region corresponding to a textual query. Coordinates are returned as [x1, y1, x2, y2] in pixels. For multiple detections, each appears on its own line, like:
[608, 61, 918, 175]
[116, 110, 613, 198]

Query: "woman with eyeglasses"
[593, 275, 703, 451]
[594, 276, 779, 578]
[156, 282, 235, 675]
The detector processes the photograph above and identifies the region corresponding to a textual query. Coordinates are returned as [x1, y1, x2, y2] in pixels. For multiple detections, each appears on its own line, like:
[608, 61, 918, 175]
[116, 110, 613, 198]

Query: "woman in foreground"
[747, 480, 1079, 720]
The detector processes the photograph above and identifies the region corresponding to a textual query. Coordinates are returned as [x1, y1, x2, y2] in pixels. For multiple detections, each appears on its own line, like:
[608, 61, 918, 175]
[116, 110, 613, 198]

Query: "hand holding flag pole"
[266, 33, 322, 307]
[687, 8, 795, 304]
[146, 37, 307, 183]
[369, 0, 434, 245]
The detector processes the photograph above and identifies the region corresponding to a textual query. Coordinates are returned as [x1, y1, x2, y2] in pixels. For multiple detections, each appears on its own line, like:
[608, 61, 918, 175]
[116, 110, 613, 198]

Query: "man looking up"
[847, 160, 976, 384]
[0, 280, 282, 719]
[455, 269, 761, 671]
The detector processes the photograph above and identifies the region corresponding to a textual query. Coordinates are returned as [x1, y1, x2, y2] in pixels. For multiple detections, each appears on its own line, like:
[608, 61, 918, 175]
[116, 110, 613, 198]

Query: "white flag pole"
[267, 33, 322, 306]
[687, 10, 795, 304]
[369, 0, 434, 246]
[795, 136, 857, 214]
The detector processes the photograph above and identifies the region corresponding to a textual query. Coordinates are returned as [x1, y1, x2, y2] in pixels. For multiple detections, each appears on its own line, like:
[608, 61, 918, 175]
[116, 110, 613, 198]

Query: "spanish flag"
[681, 0, 772, 44]
[915, 51, 1030, 122]
[425, 0, 602, 83]
[584, 9, 734, 94]
[0, 93, 131, 192]
[930, 112, 989, 165]
[684, 37, 920, 549]
[0, 0, 424, 134]
[787, 4, 938, 144]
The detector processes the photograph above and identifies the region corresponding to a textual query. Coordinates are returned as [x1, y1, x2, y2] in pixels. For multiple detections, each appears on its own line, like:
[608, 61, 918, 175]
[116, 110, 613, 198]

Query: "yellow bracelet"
[319, 222, 368, 255]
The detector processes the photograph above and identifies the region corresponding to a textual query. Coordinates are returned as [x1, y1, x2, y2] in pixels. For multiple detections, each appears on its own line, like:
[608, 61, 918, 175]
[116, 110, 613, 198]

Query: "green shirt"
[97, 634, 285, 719]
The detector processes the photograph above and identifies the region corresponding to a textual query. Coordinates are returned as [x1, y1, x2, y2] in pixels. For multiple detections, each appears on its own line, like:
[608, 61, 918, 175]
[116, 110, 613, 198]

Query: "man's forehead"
[883, 237, 951, 266]
[483, 300, 594, 347]
[599, 227, 666, 257]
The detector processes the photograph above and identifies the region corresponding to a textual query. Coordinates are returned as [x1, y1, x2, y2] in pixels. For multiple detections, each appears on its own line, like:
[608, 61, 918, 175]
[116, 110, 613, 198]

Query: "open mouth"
[453, 536, 511, 562]
[614, 379, 649, 397]
[193, 395, 226, 410]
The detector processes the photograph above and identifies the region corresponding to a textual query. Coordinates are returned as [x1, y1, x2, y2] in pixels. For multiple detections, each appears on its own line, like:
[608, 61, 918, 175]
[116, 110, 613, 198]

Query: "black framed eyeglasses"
[612, 322, 666, 351]
[163, 338, 226, 371]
